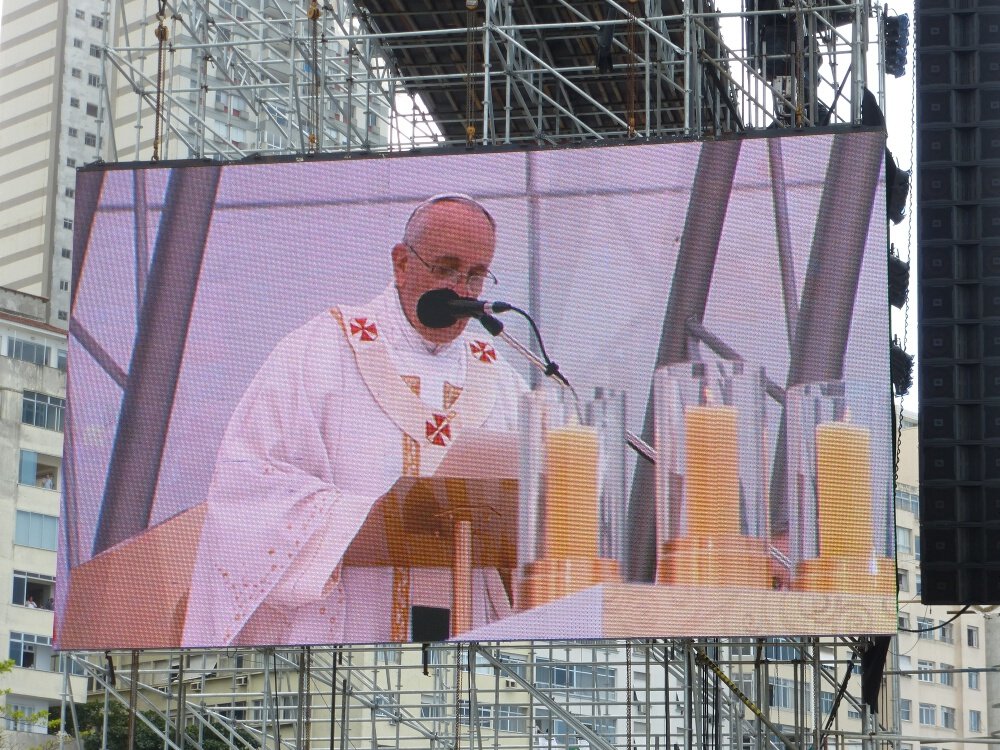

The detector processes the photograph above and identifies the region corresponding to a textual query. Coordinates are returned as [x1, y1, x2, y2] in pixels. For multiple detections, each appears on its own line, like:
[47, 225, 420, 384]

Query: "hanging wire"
[152, 0, 169, 160]
[307, 0, 321, 152]
[625, 1, 638, 137]
[465, 1, 478, 145]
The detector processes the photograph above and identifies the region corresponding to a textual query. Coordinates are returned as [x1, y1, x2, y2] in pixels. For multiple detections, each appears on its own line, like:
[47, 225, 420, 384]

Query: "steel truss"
[97, 1, 882, 161]
[61, 637, 900, 750]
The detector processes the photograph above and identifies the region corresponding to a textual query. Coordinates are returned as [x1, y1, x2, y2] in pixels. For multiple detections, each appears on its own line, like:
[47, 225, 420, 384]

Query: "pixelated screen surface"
[59, 130, 893, 648]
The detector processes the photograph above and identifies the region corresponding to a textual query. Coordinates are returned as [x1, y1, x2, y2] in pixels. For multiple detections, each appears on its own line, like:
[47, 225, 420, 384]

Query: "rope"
[307, 0, 321, 151]
[465, 2, 478, 144]
[152, 0, 169, 160]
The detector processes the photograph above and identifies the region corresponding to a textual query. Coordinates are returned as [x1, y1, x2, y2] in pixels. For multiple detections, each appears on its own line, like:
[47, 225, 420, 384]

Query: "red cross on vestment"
[425, 413, 452, 446]
[470, 340, 497, 364]
[349, 317, 378, 342]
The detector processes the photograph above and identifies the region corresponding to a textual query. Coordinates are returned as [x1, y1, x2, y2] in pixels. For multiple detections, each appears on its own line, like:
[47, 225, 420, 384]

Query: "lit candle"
[543, 425, 600, 560]
[684, 405, 741, 537]
[815, 422, 873, 558]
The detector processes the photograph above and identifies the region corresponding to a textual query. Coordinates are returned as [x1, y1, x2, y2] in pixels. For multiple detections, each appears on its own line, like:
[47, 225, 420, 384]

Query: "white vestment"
[181, 287, 526, 646]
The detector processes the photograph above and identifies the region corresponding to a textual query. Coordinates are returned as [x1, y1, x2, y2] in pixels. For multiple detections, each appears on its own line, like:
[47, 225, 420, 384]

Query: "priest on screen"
[181, 194, 527, 647]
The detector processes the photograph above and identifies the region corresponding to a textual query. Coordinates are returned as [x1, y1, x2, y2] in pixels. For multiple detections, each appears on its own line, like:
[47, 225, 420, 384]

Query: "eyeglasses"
[406, 244, 498, 288]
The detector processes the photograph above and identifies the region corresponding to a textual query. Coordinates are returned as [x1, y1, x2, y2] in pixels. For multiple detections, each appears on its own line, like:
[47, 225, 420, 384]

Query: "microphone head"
[416, 288, 461, 329]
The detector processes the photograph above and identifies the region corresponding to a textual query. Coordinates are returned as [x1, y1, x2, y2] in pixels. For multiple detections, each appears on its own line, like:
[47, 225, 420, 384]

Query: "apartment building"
[0, 288, 87, 740]
[894, 417, 989, 750]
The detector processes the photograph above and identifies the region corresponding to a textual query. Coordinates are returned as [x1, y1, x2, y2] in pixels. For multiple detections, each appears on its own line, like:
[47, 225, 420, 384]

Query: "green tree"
[0, 659, 53, 748]
[66, 700, 258, 750]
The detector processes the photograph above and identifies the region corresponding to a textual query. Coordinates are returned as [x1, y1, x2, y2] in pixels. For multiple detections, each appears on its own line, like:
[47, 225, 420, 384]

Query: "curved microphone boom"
[416, 288, 512, 329]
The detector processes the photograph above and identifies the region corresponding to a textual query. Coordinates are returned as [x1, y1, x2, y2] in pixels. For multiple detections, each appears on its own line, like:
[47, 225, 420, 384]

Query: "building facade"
[894, 417, 990, 750]
[0, 288, 88, 740]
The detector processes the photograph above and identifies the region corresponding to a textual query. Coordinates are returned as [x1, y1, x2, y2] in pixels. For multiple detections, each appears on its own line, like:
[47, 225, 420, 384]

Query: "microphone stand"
[491, 327, 656, 464]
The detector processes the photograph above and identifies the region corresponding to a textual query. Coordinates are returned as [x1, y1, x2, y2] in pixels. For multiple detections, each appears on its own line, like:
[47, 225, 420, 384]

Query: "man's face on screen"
[392, 200, 496, 346]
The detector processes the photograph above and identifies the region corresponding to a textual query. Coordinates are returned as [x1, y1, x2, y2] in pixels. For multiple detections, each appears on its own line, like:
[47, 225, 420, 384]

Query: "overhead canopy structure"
[353, 0, 713, 143]
[101, 0, 875, 160]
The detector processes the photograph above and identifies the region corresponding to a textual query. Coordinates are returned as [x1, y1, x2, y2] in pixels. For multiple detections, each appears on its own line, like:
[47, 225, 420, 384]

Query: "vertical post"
[482, 0, 492, 145]
[127, 651, 139, 750]
[92, 165, 221, 554]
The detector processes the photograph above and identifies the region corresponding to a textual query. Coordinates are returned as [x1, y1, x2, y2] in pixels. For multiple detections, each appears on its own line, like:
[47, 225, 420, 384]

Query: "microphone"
[416, 288, 512, 329]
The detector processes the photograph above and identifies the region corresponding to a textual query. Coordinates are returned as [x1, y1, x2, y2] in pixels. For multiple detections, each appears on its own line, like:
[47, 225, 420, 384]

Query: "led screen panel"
[59, 129, 893, 648]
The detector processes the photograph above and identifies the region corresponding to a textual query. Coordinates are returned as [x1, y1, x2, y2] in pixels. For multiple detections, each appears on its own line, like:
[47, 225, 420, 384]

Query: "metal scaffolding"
[62, 637, 897, 750]
[97, 1, 878, 161]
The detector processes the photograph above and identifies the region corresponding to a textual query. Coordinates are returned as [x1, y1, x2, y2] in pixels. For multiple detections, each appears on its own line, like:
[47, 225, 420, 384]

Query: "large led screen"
[59, 130, 894, 648]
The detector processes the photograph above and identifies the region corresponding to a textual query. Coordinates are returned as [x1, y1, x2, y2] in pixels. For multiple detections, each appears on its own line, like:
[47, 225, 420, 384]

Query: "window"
[898, 613, 909, 629]
[89, 43, 101, 57]
[900, 699, 911, 722]
[75, 9, 85, 18]
[277, 694, 298, 723]
[734, 672, 755, 701]
[915, 535, 921, 560]
[896, 526, 912, 554]
[819, 691, 834, 715]
[939, 665, 954, 686]
[62, 247, 72, 258]
[897, 570, 909, 592]
[84, 132, 97, 146]
[71, 67, 81, 78]
[57, 311, 68, 321]
[534, 659, 616, 700]
[65, 187, 75, 198]
[968, 626, 980, 648]
[59, 280, 69, 291]
[69, 96, 80, 107]
[7, 336, 51, 366]
[969, 671, 980, 690]
[374, 645, 400, 665]
[3, 701, 47, 733]
[14, 511, 58, 550]
[765, 638, 801, 662]
[68, 127, 78, 138]
[12, 571, 55, 609]
[768, 677, 793, 709]
[86, 102, 99, 117]
[66, 158, 76, 168]
[917, 660, 935, 682]
[87, 73, 101, 87]
[496, 705, 528, 734]
[899, 654, 912, 677]
[970, 710, 982, 733]
[57, 350, 67, 371]
[457, 700, 491, 727]
[497, 652, 527, 680]
[896, 487, 919, 514]
[8, 631, 52, 670]
[419, 694, 444, 720]
[941, 706, 955, 729]
[916, 574, 922, 595]
[939, 622, 954, 643]
[917, 617, 935, 639]
[847, 709, 861, 719]
[63, 218, 73, 230]
[18, 451, 61, 490]
[91, 14, 103, 27]
[919, 704, 936, 726]
[22, 392, 66, 431]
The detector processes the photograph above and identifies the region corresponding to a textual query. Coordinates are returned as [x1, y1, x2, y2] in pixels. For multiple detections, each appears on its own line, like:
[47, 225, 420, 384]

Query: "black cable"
[899, 606, 971, 633]
[504, 305, 572, 388]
